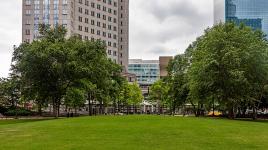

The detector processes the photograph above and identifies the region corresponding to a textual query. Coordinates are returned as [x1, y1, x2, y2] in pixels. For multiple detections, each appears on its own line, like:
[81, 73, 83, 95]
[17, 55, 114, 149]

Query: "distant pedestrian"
[71, 112, 74, 117]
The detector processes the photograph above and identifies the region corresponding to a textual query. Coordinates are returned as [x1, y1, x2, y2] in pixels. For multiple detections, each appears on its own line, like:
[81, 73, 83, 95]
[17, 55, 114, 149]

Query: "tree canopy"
[8, 25, 124, 117]
[163, 22, 268, 119]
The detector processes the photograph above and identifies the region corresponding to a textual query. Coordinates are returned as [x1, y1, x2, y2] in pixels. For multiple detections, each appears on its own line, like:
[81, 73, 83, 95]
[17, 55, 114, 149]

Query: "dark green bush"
[4, 108, 32, 116]
[0, 106, 7, 114]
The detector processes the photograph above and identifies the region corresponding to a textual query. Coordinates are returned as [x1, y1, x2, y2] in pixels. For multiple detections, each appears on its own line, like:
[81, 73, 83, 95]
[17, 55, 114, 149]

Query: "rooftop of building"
[129, 59, 159, 64]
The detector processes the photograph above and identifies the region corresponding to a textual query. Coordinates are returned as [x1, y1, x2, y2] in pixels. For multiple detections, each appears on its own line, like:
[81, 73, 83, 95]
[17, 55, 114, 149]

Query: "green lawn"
[0, 116, 267, 150]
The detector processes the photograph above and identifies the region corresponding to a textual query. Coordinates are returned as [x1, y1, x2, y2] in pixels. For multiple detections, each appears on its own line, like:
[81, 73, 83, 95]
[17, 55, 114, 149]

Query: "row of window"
[76, 35, 123, 60]
[25, 0, 68, 5]
[79, 0, 117, 7]
[78, 26, 117, 39]
[79, 8, 117, 20]
[25, 9, 68, 16]
[78, 4, 117, 16]
[78, 32, 117, 48]
[79, 13, 117, 24]
[79, 17, 117, 30]
[108, 50, 118, 56]
[25, 29, 120, 56]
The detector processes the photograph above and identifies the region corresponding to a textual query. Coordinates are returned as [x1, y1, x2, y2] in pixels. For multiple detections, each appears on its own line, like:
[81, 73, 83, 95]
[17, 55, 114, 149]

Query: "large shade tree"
[11, 25, 123, 117]
[188, 23, 268, 119]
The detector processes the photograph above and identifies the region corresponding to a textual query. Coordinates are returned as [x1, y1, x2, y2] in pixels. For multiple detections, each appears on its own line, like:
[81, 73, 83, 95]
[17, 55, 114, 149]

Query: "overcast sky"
[0, 0, 213, 77]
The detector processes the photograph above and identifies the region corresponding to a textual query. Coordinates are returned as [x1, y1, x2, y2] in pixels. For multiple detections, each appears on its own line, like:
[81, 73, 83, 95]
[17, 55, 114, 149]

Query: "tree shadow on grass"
[234, 118, 268, 124]
[0, 118, 55, 126]
[206, 116, 268, 124]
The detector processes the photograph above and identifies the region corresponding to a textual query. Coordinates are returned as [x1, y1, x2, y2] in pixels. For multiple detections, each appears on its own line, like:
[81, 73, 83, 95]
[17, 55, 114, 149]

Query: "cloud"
[129, 0, 213, 59]
[0, 0, 214, 77]
[0, 0, 21, 77]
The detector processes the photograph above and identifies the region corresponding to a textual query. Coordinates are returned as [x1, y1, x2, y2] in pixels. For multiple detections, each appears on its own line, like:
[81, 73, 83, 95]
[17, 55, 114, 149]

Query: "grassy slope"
[0, 116, 267, 150]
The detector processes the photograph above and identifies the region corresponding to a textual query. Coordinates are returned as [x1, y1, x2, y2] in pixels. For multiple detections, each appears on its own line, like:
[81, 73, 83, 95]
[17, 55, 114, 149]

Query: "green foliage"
[10, 25, 123, 117]
[4, 108, 32, 116]
[188, 23, 268, 118]
[64, 88, 86, 110]
[0, 77, 20, 107]
[149, 80, 169, 105]
[149, 80, 169, 114]
[128, 82, 143, 105]
[118, 81, 131, 106]
[0, 106, 7, 114]
[165, 22, 268, 119]
[167, 54, 190, 113]
[119, 81, 143, 106]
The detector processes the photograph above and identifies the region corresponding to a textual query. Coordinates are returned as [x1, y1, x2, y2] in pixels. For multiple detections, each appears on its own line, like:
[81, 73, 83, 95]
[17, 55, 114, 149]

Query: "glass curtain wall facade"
[128, 60, 160, 85]
[224, 0, 268, 36]
[128, 59, 160, 98]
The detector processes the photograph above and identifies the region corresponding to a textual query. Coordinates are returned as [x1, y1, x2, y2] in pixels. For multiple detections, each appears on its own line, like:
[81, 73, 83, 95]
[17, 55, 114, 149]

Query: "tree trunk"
[99, 101, 103, 115]
[113, 99, 117, 115]
[252, 104, 257, 120]
[242, 108, 247, 118]
[14, 101, 18, 119]
[190, 101, 197, 117]
[57, 101, 60, 118]
[38, 104, 42, 116]
[88, 93, 92, 116]
[75, 107, 77, 116]
[53, 99, 57, 118]
[157, 100, 160, 115]
[212, 99, 215, 117]
[38, 102, 42, 116]
[118, 101, 122, 113]
[127, 105, 129, 115]
[201, 103, 205, 116]
[228, 105, 235, 119]
[196, 103, 200, 117]
[53, 98, 60, 118]
[172, 104, 175, 116]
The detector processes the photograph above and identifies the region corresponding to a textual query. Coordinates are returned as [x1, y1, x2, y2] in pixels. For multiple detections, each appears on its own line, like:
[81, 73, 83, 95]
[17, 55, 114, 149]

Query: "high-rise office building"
[22, 0, 129, 70]
[214, 0, 268, 36]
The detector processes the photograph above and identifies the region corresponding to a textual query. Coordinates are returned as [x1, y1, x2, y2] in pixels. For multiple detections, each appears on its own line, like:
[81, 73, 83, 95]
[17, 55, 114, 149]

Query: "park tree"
[167, 54, 190, 115]
[0, 77, 20, 108]
[64, 87, 86, 115]
[188, 23, 268, 119]
[118, 81, 143, 114]
[118, 80, 131, 113]
[12, 25, 122, 117]
[109, 74, 126, 114]
[128, 82, 143, 113]
[149, 80, 169, 114]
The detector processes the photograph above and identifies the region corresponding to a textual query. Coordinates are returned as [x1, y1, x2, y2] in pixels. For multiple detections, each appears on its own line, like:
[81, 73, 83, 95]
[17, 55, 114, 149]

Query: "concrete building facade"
[22, 0, 129, 70]
[159, 56, 173, 78]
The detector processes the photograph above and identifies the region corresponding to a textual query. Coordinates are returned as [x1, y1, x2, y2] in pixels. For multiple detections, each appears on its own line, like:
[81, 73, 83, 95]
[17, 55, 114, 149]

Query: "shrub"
[0, 106, 7, 114]
[4, 108, 32, 116]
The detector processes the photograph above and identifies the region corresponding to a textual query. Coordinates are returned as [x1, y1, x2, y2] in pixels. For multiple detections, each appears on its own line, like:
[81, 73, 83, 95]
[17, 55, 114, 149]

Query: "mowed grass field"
[0, 116, 268, 150]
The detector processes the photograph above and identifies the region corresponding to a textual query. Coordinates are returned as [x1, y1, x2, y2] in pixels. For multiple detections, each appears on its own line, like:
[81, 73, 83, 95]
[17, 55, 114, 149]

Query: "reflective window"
[226, 0, 268, 36]
[128, 62, 160, 85]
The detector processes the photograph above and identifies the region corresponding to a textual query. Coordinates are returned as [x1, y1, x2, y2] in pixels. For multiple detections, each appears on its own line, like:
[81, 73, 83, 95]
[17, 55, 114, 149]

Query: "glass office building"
[214, 0, 268, 36]
[128, 59, 160, 98]
[128, 59, 160, 85]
